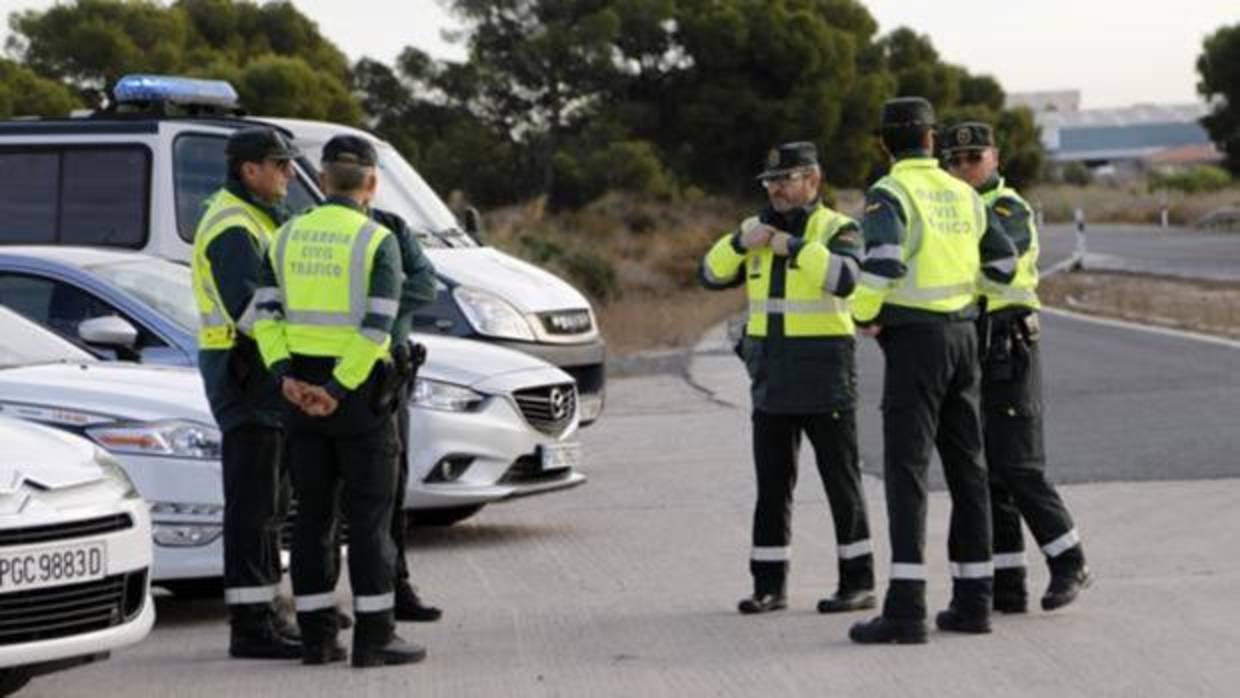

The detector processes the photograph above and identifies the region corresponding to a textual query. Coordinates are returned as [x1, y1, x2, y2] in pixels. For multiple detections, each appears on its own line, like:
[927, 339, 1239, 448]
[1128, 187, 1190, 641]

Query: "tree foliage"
[1197, 22, 1240, 174]
[0, 58, 82, 117]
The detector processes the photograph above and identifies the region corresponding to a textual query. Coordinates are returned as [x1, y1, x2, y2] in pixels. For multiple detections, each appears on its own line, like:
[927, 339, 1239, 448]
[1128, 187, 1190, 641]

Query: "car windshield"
[297, 138, 475, 249]
[85, 257, 198, 334]
[0, 305, 94, 368]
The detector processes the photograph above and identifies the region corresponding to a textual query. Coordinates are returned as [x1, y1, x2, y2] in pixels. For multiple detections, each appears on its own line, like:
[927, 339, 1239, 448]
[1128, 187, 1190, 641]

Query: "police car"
[0, 417, 153, 696]
[0, 74, 606, 425]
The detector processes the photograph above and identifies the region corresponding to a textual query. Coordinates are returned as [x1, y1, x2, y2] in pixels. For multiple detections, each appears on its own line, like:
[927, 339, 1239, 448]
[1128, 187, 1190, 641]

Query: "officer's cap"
[322, 135, 378, 167]
[226, 127, 300, 162]
[942, 121, 995, 154]
[879, 97, 936, 131]
[756, 141, 819, 181]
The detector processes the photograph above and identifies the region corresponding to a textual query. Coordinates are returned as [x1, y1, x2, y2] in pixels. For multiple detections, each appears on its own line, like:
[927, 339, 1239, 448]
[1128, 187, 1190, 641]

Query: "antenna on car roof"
[98, 74, 247, 118]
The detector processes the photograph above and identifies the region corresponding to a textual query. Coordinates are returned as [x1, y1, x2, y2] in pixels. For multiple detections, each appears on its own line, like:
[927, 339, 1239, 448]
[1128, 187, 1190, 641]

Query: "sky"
[1, 0, 1236, 109]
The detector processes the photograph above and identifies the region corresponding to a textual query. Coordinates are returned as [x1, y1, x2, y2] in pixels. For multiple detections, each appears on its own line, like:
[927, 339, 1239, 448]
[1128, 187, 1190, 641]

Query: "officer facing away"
[700, 142, 876, 615]
[253, 135, 425, 668]
[847, 98, 1018, 644]
[367, 205, 442, 622]
[943, 121, 1092, 613]
[191, 127, 301, 659]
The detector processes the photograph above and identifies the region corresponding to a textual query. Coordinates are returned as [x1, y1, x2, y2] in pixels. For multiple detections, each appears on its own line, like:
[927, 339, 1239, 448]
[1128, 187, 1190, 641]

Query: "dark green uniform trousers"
[876, 321, 993, 620]
[981, 311, 1085, 597]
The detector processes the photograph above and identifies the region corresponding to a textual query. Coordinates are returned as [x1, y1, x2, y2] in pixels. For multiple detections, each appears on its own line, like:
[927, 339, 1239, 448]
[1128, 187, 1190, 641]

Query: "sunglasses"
[264, 158, 294, 173]
[946, 151, 984, 168]
[760, 170, 810, 190]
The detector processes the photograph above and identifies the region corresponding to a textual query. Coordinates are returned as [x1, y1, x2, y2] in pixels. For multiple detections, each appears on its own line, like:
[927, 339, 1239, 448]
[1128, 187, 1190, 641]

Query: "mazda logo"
[548, 387, 571, 420]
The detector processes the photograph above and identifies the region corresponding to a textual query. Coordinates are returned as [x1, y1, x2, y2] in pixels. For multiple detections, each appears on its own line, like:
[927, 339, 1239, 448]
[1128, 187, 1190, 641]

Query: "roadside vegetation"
[1041, 271, 1240, 340]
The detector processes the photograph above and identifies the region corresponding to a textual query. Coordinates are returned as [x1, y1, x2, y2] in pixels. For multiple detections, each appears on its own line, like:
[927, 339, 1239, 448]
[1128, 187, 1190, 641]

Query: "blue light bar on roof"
[114, 74, 239, 109]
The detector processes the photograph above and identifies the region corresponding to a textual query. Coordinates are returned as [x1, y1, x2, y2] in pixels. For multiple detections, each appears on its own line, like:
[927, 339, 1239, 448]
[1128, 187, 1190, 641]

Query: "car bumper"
[407, 387, 587, 510]
[0, 497, 154, 670]
[112, 453, 223, 582]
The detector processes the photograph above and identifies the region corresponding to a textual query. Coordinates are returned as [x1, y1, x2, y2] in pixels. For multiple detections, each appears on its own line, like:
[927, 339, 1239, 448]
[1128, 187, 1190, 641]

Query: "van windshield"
[298, 140, 476, 250]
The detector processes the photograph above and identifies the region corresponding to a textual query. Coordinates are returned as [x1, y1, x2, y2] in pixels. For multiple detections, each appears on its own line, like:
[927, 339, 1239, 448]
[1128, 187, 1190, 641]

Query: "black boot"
[352, 635, 427, 668]
[229, 605, 302, 660]
[1042, 567, 1092, 611]
[737, 593, 786, 615]
[302, 642, 347, 665]
[848, 615, 928, 645]
[994, 567, 1028, 614]
[817, 588, 876, 614]
[935, 604, 992, 634]
[395, 582, 442, 623]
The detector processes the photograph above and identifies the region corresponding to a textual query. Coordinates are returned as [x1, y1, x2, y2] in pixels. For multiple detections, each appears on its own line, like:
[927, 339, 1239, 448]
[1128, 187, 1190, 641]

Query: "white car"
[0, 290, 585, 592]
[0, 417, 153, 696]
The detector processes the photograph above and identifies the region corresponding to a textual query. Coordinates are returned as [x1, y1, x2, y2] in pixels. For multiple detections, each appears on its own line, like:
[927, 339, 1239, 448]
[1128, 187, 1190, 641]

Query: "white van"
[0, 75, 605, 423]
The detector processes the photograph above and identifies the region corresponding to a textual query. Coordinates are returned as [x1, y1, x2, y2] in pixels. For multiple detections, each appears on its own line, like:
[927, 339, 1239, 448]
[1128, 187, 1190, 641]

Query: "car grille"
[0, 569, 148, 646]
[513, 383, 576, 436]
[0, 513, 133, 547]
[537, 310, 593, 336]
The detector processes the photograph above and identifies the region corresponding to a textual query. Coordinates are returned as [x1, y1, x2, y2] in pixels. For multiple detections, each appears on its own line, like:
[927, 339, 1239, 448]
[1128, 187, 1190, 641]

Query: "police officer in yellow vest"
[944, 120, 1092, 614]
[847, 98, 1018, 644]
[700, 142, 875, 616]
[192, 127, 301, 659]
[253, 135, 424, 668]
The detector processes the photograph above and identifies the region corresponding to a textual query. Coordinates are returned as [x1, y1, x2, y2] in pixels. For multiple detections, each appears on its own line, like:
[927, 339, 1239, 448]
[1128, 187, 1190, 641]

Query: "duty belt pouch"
[228, 336, 260, 388]
[369, 359, 402, 414]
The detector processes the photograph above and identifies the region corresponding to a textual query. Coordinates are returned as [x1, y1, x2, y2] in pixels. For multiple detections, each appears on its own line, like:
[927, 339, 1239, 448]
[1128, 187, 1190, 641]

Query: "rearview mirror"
[78, 315, 139, 349]
[462, 206, 483, 240]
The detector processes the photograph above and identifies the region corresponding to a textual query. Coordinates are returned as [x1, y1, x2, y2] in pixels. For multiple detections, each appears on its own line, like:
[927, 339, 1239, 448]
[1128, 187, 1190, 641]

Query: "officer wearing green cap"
[700, 141, 875, 616]
[191, 126, 302, 659]
[847, 98, 1018, 645]
[943, 120, 1092, 614]
[253, 134, 425, 668]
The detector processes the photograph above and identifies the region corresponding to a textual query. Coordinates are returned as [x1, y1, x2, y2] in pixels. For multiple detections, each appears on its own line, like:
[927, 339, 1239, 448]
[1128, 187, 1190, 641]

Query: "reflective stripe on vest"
[744, 205, 856, 337]
[981, 180, 1042, 311]
[192, 189, 276, 349]
[871, 160, 984, 314]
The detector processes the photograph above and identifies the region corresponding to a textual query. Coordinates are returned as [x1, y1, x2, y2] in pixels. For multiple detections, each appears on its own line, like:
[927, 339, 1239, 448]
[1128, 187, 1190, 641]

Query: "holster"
[228, 335, 260, 387]
[373, 341, 426, 413]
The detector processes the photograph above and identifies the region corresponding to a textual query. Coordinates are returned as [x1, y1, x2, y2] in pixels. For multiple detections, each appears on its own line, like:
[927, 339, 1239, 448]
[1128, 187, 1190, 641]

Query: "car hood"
[427, 247, 591, 313]
[0, 417, 102, 491]
[414, 333, 572, 391]
[0, 362, 214, 425]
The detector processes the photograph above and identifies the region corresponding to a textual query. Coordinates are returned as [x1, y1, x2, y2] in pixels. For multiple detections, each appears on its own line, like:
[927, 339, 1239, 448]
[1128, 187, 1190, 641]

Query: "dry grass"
[1041, 270, 1240, 339]
[1027, 184, 1240, 226]
[596, 288, 745, 355]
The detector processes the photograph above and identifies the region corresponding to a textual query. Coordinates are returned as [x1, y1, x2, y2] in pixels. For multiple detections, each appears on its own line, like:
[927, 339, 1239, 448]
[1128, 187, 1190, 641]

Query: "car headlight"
[453, 286, 536, 341]
[86, 420, 222, 460]
[94, 448, 140, 499]
[411, 378, 486, 412]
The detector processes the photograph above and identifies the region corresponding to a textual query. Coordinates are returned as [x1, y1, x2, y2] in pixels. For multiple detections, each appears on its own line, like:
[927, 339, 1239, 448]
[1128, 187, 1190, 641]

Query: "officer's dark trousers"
[287, 364, 399, 652]
[877, 322, 992, 621]
[221, 425, 284, 629]
[391, 383, 412, 583]
[982, 313, 1084, 595]
[749, 409, 874, 596]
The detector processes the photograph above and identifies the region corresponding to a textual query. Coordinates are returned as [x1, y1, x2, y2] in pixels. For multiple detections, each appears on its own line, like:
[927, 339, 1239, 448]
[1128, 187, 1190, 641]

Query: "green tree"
[1197, 22, 1240, 174]
[0, 59, 83, 117]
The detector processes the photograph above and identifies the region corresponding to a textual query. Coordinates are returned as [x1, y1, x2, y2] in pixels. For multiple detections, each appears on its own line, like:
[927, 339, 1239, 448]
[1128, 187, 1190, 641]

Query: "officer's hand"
[281, 377, 308, 406]
[769, 232, 793, 256]
[300, 385, 339, 417]
[859, 324, 882, 338]
[739, 218, 774, 250]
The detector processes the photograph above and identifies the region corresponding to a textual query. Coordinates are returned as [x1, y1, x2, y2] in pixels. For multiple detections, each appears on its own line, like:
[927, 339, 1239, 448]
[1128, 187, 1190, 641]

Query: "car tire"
[408, 504, 484, 527]
[0, 669, 31, 697]
[161, 577, 225, 600]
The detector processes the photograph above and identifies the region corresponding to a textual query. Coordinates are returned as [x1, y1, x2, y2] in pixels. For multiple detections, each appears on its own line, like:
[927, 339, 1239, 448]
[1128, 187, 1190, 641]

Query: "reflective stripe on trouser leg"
[355, 592, 395, 613]
[751, 411, 799, 595]
[226, 585, 278, 605]
[340, 418, 400, 648]
[993, 552, 1027, 570]
[295, 592, 335, 612]
[1042, 528, 1080, 558]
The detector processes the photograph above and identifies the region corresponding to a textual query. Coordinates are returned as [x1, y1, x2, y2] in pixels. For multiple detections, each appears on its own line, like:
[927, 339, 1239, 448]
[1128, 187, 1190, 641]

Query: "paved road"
[27, 227, 1240, 696]
[1040, 223, 1240, 281]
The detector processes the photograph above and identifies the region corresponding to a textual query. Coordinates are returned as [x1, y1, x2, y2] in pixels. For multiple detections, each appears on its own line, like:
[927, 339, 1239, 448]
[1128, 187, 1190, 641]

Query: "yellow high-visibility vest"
[703, 205, 856, 337]
[191, 188, 278, 350]
[981, 181, 1041, 311]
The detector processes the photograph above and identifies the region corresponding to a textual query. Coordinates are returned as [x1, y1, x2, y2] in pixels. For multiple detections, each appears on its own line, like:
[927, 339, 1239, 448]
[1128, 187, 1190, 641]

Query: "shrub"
[1149, 165, 1232, 194]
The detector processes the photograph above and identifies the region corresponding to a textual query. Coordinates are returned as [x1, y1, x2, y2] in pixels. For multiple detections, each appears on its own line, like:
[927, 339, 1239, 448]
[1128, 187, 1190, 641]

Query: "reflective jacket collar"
[890, 156, 938, 173]
[976, 174, 1004, 196]
[323, 195, 367, 214]
[225, 178, 290, 225]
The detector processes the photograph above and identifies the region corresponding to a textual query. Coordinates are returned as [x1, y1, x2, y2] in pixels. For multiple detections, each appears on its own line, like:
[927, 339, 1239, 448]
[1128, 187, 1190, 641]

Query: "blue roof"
[1057, 122, 1211, 154]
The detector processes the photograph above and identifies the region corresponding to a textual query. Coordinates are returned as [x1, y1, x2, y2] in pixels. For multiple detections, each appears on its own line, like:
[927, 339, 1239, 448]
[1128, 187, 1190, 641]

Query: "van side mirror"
[78, 315, 139, 351]
[462, 206, 483, 239]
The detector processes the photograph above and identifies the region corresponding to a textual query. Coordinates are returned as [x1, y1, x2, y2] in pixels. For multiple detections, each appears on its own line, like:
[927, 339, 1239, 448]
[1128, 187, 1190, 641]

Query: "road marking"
[1042, 306, 1240, 350]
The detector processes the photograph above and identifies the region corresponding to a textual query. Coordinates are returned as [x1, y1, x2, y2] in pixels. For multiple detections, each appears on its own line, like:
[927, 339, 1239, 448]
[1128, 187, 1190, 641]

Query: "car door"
[0, 270, 192, 366]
